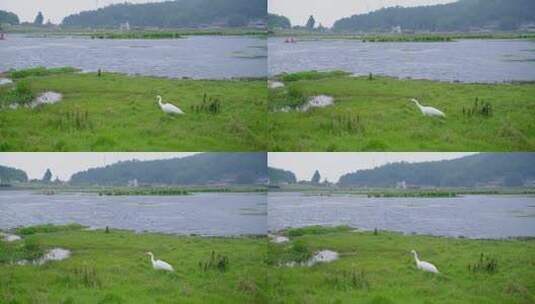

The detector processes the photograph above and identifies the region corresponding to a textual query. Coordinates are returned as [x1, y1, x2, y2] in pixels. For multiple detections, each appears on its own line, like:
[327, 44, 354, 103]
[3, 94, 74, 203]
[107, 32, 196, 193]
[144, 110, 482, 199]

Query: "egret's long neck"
[157, 97, 163, 108]
[149, 254, 155, 264]
[413, 252, 420, 263]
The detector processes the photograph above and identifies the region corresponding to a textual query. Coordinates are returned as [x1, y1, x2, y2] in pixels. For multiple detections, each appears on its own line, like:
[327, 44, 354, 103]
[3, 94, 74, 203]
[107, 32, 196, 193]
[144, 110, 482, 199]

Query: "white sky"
[268, 153, 476, 183]
[269, 0, 457, 27]
[0, 153, 198, 181]
[0, 0, 167, 24]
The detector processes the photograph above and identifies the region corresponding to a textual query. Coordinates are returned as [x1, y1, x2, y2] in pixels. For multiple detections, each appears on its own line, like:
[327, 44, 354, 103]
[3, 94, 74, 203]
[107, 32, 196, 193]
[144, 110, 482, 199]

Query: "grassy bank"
[267, 226, 535, 304]
[0, 225, 268, 303]
[268, 71, 535, 151]
[0, 68, 267, 151]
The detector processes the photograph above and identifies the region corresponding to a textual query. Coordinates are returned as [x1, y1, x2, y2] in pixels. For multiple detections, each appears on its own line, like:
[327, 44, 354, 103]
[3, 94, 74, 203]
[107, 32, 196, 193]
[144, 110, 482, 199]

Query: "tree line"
[0, 10, 19, 25]
[338, 153, 535, 188]
[333, 0, 535, 32]
[0, 165, 27, 183]
[62, 0, 266, 28]
[70, 153, 267, 186]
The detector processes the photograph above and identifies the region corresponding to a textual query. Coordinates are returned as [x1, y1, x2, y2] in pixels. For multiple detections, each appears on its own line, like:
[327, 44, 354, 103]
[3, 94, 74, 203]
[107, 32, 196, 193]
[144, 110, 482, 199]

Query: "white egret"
[157, 95, 184, 115]
[411, 98, 445, 117]
[411, 250, 439, 274]
[146, 252, 175, 272]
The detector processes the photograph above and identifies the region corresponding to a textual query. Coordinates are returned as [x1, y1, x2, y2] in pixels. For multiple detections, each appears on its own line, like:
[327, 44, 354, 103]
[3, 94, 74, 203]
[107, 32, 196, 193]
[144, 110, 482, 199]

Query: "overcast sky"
[269, 0, 457, 27]
[269, 153, 476, 183]
[0, 153, 198, 180]
[0, 0, 167, 24]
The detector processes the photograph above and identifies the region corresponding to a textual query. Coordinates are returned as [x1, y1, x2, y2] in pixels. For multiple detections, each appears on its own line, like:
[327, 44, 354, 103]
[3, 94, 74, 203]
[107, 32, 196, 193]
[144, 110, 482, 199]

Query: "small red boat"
[284, 36, 296, 43]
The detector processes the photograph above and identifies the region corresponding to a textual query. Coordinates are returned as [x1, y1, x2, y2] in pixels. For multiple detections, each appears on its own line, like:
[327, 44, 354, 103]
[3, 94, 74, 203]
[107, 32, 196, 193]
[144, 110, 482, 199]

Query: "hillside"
[268, 167, 296, 185]
[333, 0, 535, 32]
[62, 0, 266, 28]
[338, 153, 535, 188]
[70, 153, 267, 186]
[0, 10, 19, 25]
[0, 165, 27, 183]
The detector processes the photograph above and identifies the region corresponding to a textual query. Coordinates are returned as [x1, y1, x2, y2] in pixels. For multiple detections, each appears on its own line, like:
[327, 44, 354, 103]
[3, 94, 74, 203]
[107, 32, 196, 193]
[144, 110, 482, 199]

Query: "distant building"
[119, 21, 130, 31]
[396, 180, 407, 189]
[392, 25, 402, 34]
[127, 179, 138, 187]
[248, 19, 266, 29]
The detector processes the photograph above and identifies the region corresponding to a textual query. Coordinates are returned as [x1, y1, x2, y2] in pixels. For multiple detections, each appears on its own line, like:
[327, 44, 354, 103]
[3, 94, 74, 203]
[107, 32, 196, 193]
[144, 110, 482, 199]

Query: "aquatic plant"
[325, 268, 370, 291]
[463, 97, 493, 118]
[320, 112, 365, 136]
[191, 93, 222, 114]
[199, 250, 230, 273]
[98, 188, 190, 196]
[468, 253, 498, 274]
[54, 109, 92, 131]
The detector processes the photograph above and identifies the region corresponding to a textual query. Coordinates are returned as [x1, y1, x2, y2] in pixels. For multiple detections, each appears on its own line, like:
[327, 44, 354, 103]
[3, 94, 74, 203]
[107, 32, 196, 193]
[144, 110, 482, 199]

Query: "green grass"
[0, 80, 35, 106]
[268, 72, 535, 151]
[0, 226, 268, 303]
[0, 69, 267, 151]
[267, 226, 535, 304]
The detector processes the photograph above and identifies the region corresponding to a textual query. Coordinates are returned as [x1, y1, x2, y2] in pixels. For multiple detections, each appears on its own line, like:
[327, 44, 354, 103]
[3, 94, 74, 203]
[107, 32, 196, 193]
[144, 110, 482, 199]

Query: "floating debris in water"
[0, 232, 21, 242]
[300, 95, 334, 112]
[30, 91, 63, 108]
[268, 80, 285, 89]
[0, 78, 13, 86]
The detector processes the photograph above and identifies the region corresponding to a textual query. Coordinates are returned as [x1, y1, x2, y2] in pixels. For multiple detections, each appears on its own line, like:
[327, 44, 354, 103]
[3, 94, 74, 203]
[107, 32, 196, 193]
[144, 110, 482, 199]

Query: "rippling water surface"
[0, 191, 267, 236]
[0, 35, 266, 79]
[268, 192, 535, 239]
[269, 38, 535, 82]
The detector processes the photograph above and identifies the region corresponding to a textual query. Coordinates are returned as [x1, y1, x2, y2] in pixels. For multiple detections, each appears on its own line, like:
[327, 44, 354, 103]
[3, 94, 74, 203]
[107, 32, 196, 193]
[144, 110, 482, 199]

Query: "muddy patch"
[283, 250, 339, 267]
[0, 78, 13, 86]
[268, 80, 285, 89]
[16, 248, 71, 266]
[269, 234, 289, 244]
[300, 95, 334, 112]
[0, 232, 21, 242]
[30, 91, 63, 108]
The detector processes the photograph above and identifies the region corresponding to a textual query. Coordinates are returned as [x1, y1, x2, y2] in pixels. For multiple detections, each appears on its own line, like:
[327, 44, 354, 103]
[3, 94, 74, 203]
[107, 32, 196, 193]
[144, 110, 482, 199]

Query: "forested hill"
[70, 153, 267, 186]
[268, 167, 296, 184]
[333, 0, 535, 32]
[0, 165, 28, 183]
[338, 153, 535, 188]
[62, 0, 266, 28]
[0, 10, 19, 25]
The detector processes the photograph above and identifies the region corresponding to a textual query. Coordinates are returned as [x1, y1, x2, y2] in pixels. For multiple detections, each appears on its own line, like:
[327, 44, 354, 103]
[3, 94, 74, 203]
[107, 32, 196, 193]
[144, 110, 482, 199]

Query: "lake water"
[268, 192, 535, 239]
[0, 35, 266, 79]
[0, 191, 267, 236]
[268, 38, 535, 83]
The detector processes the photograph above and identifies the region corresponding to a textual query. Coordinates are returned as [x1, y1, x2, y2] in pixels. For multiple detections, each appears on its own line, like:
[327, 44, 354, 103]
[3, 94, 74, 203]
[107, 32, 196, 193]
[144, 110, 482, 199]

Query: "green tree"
[34, 11, 44, 25]
[305, 15, 315, 30]
[42, 169, 52, 182]
[268, 13, 291, 30]
[311, 170, 321, 184]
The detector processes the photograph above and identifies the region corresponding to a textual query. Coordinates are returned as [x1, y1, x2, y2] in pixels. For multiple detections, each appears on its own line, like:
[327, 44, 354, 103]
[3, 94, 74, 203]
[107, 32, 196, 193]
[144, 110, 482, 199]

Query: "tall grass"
[8, 67, 78, 79]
